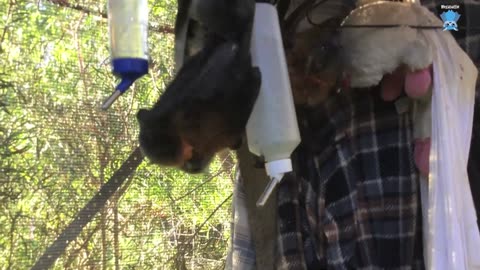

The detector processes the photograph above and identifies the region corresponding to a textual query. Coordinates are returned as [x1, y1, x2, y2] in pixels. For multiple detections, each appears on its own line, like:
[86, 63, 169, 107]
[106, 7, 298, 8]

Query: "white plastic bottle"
[246, 2, 301, 207]
[102, 0, 149, 110]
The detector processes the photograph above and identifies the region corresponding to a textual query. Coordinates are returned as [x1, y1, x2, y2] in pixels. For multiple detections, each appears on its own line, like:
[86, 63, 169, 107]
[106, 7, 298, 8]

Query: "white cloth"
[421, 29, 480, 270]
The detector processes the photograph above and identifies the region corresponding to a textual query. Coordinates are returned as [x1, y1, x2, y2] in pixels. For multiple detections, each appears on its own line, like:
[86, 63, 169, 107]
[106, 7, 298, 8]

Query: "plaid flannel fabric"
[276, 90, 425, 269]
[227, 0, 480, 269]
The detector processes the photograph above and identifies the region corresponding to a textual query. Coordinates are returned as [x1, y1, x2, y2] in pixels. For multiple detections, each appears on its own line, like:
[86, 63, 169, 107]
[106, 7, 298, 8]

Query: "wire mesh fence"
[0, 0, 235, 269]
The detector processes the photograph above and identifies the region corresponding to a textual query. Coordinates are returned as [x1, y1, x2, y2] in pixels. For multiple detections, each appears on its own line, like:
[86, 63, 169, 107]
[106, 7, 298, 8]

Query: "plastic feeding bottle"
[102, 0, 149, 110]
[247, 2, 301, 207]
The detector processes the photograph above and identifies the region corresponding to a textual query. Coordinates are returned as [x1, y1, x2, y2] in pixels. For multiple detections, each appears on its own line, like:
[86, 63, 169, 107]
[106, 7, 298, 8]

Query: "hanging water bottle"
[102, 0, 149, 110]
[246, 2, 301, 207]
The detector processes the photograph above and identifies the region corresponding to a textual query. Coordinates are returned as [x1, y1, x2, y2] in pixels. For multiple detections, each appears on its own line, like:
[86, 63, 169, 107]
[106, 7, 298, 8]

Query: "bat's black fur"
[174, 0, 254, 70]
[137, 0, 260, 173]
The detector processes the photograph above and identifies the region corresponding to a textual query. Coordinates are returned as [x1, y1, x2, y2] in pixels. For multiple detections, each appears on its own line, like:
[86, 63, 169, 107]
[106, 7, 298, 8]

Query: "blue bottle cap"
[112, 58, 149, 93]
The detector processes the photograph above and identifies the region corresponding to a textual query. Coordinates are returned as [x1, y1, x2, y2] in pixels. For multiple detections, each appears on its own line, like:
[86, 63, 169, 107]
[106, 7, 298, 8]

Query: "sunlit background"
[0, 0, 236, 269]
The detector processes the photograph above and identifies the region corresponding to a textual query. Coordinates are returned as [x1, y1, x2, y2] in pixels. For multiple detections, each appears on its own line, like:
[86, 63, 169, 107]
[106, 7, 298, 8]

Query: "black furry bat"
[137, 0, 260, 173]
[174, 0, 254, 70]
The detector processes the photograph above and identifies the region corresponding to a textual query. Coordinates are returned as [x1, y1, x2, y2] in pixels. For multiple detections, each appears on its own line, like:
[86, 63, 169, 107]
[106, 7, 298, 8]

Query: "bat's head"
[137, 109, 184, 167]
[137, 108, 220, 174]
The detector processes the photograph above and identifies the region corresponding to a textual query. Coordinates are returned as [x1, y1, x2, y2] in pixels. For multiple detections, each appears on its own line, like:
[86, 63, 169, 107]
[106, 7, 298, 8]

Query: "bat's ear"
[136, 109, 152, 124]
[137, 108, 169, 127]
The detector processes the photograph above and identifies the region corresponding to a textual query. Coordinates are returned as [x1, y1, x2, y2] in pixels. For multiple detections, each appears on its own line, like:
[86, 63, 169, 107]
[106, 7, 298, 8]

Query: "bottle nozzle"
[102, 58, 149, 110]
[256, 175, 282, 207]
[101, 90, 122, 110]
[101, 78, 135, 110]
[256, 158, 293, 207]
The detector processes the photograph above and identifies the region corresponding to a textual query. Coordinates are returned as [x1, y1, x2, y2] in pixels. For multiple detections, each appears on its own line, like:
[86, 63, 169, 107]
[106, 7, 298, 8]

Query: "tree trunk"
[236, 143, 276, 270]
[31, 147, 144, 270]
[101, 208, 107, 270]
[113, 203, 120, 270]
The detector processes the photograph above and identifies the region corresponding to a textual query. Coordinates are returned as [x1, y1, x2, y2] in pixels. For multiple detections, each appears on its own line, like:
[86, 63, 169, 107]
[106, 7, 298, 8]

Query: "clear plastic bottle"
[102, 0, 149, 110]
[246, 2, 301, 207]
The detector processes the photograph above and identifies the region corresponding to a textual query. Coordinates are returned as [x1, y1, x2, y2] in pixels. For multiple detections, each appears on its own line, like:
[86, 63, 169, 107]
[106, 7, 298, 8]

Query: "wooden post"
[236, 143, 277, 270]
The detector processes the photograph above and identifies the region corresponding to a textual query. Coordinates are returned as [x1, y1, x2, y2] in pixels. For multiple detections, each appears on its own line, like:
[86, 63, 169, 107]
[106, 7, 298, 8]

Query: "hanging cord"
[305, 0, 345, 26]
[31, 147, 144, 270]
[282, 0, 316, 44]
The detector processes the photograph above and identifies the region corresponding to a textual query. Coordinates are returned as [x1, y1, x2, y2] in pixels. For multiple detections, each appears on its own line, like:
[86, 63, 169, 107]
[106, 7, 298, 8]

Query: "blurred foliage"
[0, 0, 236, 269]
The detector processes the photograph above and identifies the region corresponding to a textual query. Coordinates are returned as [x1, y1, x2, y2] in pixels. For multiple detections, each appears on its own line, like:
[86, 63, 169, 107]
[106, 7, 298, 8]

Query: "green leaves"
[0, 0, 234, 269]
